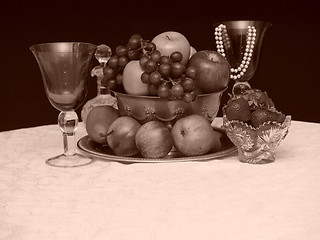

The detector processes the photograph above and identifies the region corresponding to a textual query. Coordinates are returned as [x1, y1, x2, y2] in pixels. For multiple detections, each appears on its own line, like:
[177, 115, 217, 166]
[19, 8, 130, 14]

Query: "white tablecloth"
[1, 118, 320, 240]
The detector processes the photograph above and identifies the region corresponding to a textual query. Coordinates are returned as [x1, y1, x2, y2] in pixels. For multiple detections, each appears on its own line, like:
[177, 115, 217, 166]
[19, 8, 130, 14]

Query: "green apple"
[122, 60, 149, 95]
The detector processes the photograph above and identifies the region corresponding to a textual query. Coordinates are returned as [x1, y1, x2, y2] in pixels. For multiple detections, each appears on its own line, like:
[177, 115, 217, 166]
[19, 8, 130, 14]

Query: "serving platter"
[77, 127, 237, 163]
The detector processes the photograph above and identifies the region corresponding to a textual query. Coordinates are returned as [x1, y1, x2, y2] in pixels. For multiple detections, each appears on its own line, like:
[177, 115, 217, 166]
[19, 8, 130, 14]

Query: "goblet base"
[46, 153, 94, 168]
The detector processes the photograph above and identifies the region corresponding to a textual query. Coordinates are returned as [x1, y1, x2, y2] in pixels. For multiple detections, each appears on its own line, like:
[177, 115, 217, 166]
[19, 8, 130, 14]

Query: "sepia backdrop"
[1, 0, 319, 131]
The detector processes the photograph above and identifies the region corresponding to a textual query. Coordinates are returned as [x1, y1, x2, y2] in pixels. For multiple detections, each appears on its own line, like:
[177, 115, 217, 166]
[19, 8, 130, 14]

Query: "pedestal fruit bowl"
[79, 30, 236, 160]
[88, 31, 230, 127]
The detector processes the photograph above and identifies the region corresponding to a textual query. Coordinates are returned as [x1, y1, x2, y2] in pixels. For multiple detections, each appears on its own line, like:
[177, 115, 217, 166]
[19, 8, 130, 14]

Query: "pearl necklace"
[214, 24, 256, 80]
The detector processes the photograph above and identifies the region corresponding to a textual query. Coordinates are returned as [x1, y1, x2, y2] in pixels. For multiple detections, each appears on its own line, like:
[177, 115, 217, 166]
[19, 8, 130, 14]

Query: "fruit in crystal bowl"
[223, 88, 284, 127]
[85, 105, 120, 144]
[188, 50, 230, 93]
[250, 108, 286, 128]
[135, 120, 174, 158]
[222, 88, 291, 164]
[107, 116, 141, 156]
[224, 97, 251, 122]
[151, 31, 190, 65]
[171, 114, 221, 156]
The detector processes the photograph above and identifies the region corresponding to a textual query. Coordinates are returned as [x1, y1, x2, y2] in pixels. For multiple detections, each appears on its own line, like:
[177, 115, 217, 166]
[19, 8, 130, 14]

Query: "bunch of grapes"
[101, 33, 199, 103]
[139, 49, 199, 103]
[101, 33, 152, 90]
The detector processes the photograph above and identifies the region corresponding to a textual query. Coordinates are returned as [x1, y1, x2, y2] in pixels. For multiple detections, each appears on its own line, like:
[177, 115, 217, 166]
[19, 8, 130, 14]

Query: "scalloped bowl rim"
[111, 86, 228, 100]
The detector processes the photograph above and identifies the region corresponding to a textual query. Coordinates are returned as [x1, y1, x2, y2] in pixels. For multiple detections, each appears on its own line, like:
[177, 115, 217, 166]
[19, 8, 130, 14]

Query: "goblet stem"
[45, 110, 94, 167]
[63, 133, 76, 156]
[58, 111, 78, 156]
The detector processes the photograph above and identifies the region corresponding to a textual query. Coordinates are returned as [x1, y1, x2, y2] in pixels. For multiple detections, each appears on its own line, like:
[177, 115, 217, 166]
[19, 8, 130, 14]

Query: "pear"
[85, 106, 120, 144]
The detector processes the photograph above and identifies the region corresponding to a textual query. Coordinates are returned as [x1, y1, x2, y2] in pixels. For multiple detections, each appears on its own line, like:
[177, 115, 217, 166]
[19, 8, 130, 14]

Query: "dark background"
[1, 0, 319, 131]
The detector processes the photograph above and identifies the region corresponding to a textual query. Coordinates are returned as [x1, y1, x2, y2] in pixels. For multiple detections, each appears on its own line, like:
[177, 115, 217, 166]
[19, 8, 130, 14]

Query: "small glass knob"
[95, 44, 112, 66]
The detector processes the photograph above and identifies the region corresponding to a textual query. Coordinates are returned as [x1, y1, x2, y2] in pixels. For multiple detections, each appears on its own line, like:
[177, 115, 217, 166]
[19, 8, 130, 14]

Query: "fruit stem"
[167, 77, 181, 85]
[106, 130, 114, 137]
[168, 77, 175, 85]
[140, 40, 149, 55]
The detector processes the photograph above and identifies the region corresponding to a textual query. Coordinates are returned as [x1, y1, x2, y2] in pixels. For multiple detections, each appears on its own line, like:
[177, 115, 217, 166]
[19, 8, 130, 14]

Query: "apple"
[107, 116, 141, 156]
[188, 50, 230, 93]
[171, 114, 220, 156]
[85, 105, 120, 144]
[152, 31, 190, 65]
[135, 121, 174, 158]
[122, 60, 149, 95]
[189, 46, 197, 58]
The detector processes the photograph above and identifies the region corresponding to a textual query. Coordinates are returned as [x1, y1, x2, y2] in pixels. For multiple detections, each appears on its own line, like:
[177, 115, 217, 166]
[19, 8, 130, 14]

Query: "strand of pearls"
[214, 24, 256, 80]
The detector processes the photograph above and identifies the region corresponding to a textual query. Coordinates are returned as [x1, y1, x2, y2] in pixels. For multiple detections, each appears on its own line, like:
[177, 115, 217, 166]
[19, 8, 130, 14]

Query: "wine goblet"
[30, 42, 97, 167]
[214, 20, 272, 94]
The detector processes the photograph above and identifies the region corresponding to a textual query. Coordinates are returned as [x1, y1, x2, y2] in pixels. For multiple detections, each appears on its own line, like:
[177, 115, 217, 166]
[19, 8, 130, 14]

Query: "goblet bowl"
[214, 20, 271, 83]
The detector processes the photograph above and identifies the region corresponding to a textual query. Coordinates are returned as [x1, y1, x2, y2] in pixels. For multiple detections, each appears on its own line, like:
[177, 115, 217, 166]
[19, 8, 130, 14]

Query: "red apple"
[107, 116, 141, 157]
[122, 60, 149, 95]
[188, 50, 230, 93]
[152, 31, 190, 65]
